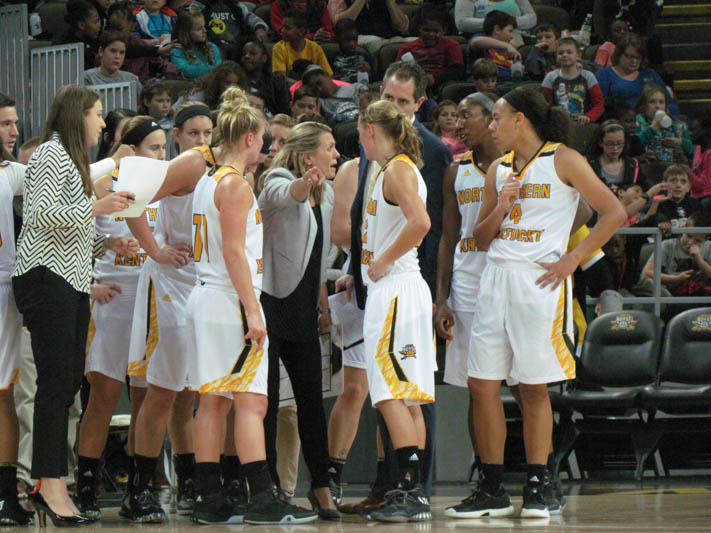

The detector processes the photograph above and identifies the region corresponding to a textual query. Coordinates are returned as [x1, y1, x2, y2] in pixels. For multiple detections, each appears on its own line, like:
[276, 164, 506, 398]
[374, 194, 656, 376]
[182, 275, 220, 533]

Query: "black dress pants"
[264, 333, 331, 489]
[12, 266, 89, 479]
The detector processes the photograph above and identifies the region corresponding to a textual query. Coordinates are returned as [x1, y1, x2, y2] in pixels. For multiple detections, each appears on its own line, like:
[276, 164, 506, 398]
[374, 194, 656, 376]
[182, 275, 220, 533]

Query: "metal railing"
[90, 82, 135, 113]
[586, 227, 711, 316]
[0, 4, 30, 144]
[30, 43, 84, 136]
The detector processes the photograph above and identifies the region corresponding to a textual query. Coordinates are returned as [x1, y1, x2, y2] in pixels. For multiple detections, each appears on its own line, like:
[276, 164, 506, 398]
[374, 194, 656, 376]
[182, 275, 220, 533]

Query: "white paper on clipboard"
[111, 156, 169, 220]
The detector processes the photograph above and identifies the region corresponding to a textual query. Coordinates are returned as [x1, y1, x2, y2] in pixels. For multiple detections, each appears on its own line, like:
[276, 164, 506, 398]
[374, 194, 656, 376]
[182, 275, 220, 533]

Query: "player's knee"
[517, 383, 550, 408]
[342, 380, 367, 403]
[468, 377, 500, 401]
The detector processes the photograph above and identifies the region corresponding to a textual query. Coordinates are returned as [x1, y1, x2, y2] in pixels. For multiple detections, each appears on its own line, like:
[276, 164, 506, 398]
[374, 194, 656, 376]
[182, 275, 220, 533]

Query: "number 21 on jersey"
[193, 214, 209, 262]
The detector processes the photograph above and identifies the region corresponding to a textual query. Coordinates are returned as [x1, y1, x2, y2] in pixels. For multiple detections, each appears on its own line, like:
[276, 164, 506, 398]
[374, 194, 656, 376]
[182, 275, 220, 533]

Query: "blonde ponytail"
[217, 86, 264, 147]
[359, 100, 422, 167]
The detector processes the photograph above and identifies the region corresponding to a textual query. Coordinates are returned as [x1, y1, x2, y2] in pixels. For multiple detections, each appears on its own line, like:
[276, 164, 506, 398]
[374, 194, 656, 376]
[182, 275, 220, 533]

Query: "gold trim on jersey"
[127, 278, 158, 379]
[375, 296, 434, 403]
[209, 165, 241, 184]
[85, 303, 96, 360]
[199, 303, 264, 393]
[550, 277, 576, 379]
[191, 145, 216, 168]
[501, 142, 560, 181]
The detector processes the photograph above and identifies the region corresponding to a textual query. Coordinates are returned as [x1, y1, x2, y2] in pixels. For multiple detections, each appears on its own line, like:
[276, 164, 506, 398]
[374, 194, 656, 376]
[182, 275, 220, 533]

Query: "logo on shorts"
[691, 314, 711, 331]
[399, 344, 417, 360]
[610, 313, 637, 331]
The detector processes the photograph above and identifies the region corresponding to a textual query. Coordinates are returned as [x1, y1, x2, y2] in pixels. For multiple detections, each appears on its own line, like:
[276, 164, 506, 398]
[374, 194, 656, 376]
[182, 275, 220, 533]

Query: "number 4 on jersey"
[509, 204, 522, 224]
[193, 214, 209, 262]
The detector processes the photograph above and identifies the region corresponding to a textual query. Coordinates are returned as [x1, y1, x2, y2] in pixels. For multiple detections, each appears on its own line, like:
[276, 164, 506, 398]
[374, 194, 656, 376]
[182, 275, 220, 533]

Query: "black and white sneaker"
[73, 483, 101, 520]
[120, 489, 166, 523]
[176, 477, 195, 515]
[192, 491, 245, 525]
[520, 484, 550, 519]
[369, 485, 431, 523]
[225, 478, 249, 507]
[329, 477, 342, 506]
[444, 483, 514, 518]
[244, 486, 318, 525]
[0, 497, 35, 525]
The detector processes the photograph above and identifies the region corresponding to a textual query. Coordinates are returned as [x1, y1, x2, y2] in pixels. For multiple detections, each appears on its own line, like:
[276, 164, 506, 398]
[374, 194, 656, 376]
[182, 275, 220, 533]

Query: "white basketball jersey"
[361, 155, 426, 286]
[154, 193, 196, 276]
[450, 152, 488, 310]
[488, 142, 579, 265]
[0, 162, 24, 282]
[192, 165, 263, 291]
[93, 171, 159, 291]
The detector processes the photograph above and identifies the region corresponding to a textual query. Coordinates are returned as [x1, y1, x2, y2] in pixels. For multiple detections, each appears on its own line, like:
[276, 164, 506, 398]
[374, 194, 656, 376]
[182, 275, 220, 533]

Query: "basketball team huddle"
[0, 61, 625, 527]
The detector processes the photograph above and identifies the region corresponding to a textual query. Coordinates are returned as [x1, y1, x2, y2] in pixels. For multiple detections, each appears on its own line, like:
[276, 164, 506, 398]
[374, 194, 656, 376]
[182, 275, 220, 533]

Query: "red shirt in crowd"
[396, 37, 463, 77]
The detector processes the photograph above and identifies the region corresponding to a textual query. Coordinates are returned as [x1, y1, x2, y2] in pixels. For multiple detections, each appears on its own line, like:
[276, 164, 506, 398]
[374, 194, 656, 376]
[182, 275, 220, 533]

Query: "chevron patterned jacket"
[13, 133, 107, 293]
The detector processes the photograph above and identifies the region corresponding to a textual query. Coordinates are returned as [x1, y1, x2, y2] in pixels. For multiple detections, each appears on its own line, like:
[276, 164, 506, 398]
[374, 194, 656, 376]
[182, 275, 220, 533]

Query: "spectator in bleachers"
[170, 9, 222, 80]
[174, 60, 246, 110]
[635, 84, 693, 164]
[603, 98, 645, 158]
[468, 11, 521, 80]
[471, 58, 498, 93]
[139, 82, 173, 129]
[331, 19, 372, 84]
[272, 0, 334, 42]
[542, 37, 604, 125]
[54, 0, 102, 70]
[0, 94, 19, 157]
[240, 40, 292, 116]
[328, 0, 410, 56]
[615, 181, 668, 226]
[690, 111, 711, 211]
[106, 3, 181, 83]
[595, 34, 678, 117]
[203, 0, 270, 52]
[301, 65, 364, 124]
[291, 86, 320, 119]
[648, 165, 700, 233]
[396, 7, 465, 97]
[454, 0, 537, 36]
[84, 31, 144, 104]
[97, 108, 138, 160]
[272, 9, 332, 85]
[432, 100, 468, 161]
[132, 0, 177, 46]
[643, 211, 711, 305]
[588, 120, 639, 187]
[247, 87, 267, 111]
[524, 23, 559, 81]
[90, 0, 116, 29]
[594, 19, 629, 69]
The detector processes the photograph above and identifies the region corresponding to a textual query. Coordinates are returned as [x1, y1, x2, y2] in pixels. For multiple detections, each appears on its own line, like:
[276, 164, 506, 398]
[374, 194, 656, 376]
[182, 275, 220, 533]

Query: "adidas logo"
[529, 475, 539, 483]
[327, 467, 337, 474]
[409, 454, 419, 462]
[83, 471, 93, 478]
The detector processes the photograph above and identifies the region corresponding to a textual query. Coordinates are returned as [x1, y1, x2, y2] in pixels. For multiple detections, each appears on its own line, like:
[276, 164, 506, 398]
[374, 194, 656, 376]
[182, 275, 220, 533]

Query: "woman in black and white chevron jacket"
[11, 85, 138, 525]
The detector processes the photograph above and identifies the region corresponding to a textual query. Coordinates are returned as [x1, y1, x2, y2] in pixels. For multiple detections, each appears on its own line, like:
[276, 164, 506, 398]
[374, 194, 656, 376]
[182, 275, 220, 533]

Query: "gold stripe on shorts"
[550, 278, 576, 379]
[127, 278, 158, 379]
[375, 296, 434, 403]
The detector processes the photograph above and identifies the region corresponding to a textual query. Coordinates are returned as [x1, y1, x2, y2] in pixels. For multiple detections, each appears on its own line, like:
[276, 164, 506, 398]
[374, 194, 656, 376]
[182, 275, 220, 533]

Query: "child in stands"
[54, 0, 102, 70]
[432, 100, 468, 161]
[635, 84, 694, 163]
[272, 9, 332, 84]
[542, 37, 604, 125]
[471, 58, 498, 93]
[524, 23, 559, 81]
[332, 19, 372, 84]
[170, 9, 222, 80]
[396, 7, 464, 95]
[594, 19, 629, 68]
[587, 120, 639, 187]
[84, 31, 144, 104]
[140, 82, 173, 130]
[133, 0, 177, 46]
[291, 86, 320, 119]
[690, 110, 711, 211]
[469, 11, 521, 80]
[648, 164, 701, 233]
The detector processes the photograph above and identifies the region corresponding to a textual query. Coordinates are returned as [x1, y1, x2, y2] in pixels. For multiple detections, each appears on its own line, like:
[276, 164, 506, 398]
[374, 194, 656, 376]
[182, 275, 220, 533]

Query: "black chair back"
[578, 310, 663, 386]
[658, 307, 711, 385]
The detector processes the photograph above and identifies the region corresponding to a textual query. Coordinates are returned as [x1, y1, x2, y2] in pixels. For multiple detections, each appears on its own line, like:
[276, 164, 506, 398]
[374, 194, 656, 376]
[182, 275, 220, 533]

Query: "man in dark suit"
[343, 61, 451, 511]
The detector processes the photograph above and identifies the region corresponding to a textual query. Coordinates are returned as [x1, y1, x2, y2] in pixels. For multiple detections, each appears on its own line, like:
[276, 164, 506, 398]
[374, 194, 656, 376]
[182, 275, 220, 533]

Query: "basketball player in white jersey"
[434, 92, 499, 464]
[135, 87, 317, 525]
[459, 86, 625, 519]
[357, 100, 434, 523]
[122, 103, 214, 521]
[75, 117, 168, 521]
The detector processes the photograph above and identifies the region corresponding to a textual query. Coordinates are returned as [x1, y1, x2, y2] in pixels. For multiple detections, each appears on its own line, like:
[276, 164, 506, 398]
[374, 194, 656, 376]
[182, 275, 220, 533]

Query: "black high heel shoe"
[29, 490, 93, 527]
[307, 490, 341, 521]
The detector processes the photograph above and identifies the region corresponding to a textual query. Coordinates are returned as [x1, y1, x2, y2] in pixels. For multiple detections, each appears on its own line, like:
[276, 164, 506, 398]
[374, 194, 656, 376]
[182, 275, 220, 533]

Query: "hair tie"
[123, 119, 163, 146]
[174, 104, 211, 129]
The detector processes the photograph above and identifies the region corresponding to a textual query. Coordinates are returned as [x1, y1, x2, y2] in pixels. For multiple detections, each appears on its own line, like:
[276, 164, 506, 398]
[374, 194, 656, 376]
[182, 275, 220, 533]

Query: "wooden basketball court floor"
[48, 481, 711, 532]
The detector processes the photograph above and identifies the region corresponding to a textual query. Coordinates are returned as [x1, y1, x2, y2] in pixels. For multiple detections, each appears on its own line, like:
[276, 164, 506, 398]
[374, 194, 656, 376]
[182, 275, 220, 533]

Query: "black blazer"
[350, 119, 452, 308]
